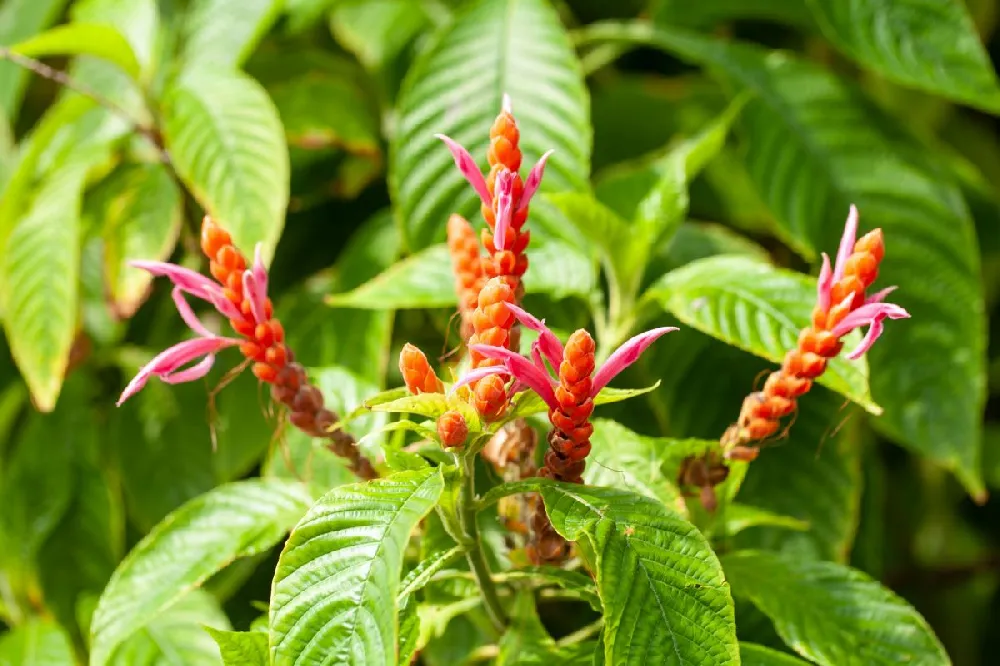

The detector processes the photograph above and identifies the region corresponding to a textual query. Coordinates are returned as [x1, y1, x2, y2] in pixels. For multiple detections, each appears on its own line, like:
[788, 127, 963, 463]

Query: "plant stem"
[459, 451, 507, 631]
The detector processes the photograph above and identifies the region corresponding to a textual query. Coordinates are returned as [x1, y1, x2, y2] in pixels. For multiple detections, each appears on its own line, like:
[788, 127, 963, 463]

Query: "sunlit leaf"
[722, 551, 948, 666]
[160, 67, 289, 261]
[11, 22, 141, 79]
[648, 256, 878, 413]
[205, 629, 268, 666]
[270, 469, 444, 665]
[90, 479, 310, 666]
[391, 0, 590, 250]
[0, 619, 75, 665]
[178, 0, 282, 68]
[0, 0, 68, 119]
[740, 642, 811, 666]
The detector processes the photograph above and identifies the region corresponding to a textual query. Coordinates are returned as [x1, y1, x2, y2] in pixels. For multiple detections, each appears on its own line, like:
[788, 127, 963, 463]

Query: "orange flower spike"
[437, 410, 469, 448]
[468, 278, 516, 367]
[447, 214, 484, 339]
[399, 343, 444, 395]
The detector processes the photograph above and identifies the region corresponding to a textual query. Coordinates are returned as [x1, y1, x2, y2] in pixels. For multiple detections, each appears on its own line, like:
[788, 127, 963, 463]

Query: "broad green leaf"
[106, 589, 229, 665]
[160, 67, 289, 261]
[0, 619, 75, 665]
[179, 0, 282, 68]
[399, 546, 465, 599]
[538, 482, 739, 664]
[330, 0, 431, 71]
[369, 391, 481, 434]
[89, 479, 311, 666]
[270, 469, 445, 666]
[648, 256, 879, 414]
[740, 643, 811, 666]
[587, 21, 986, 495]
[70, 0, 158, 75]
[584, 418, 688, 515]
[328, 237, 595, 309]
[397, 596, 420, 666]
[734, 388, 863, 562]
[495, 591, 563, 665]
[650, 222, 770, 276]
[11, 22, 141, 79]
[722, 551, 948, 666]
[327, 245, 455, 309]
[205, 629, 268, 666]
[1, 159, 88, 411]
[0, 0, 68, 119]
[506, 382, 661, 420]
[722, 505, 807, 537]
[805, 0, 1000, 112]
[100, 162, 183, 317]
[391, 0, 590, 250]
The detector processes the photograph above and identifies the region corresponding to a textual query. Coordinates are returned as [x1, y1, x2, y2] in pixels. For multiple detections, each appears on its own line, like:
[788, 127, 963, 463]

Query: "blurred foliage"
[0, 0, 999, 664]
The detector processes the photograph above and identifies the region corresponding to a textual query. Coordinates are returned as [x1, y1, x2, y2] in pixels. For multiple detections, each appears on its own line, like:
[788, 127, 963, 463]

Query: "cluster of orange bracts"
[722, 227, 886, 458]
[201, 219, 375, 478]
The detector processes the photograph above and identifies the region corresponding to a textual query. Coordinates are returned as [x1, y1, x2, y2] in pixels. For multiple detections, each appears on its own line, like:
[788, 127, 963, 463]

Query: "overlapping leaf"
[0, 0, 68, 119]
[805, 0, 1000, 111]
[206, 629, 268, 666]
[178, 0, 282, 68]
[270, 469, 444, 665]
[11, 22, 141, 79]
[649, 255, 878, 413]
[722, 551, 948, 665]
[1, 160, 88, 411]
[0, 619, 75, 665]
[160, 67, 289, 261]
[89, 479, 311, 666]
[740, 643, 811, 666]
[391, 0, 590, 250]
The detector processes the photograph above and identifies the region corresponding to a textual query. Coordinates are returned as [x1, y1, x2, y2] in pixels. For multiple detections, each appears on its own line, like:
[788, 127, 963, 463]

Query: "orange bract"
[437, 410, 468, 448]
[399, 343, 444, 395]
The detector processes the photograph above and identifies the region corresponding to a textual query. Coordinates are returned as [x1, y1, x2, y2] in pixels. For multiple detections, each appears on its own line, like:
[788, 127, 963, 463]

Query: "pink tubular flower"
[814, 205, 910, 359]
[116, 243, 272, 406]
[469, 304, 676, 411]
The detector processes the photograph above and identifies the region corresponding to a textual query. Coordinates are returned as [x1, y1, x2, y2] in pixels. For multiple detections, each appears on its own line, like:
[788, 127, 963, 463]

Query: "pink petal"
[116, 336, 240, 406]
[435, 134, 491, 206]
[517, 149, 554, 213]
[592, 327, 677, 396]
[844, 318, 884, 361]
[129, 260, 221, 301]
[209, 291, 244, 322]
[161, 354, 216, 384]
[242, 270, 267, 325]
[470, 344, 557, 409]
[448, 365, 511, 395]
[252, 244, 268, 299]
[832, 205, 859, 284]
[816, 252, 832, 312]
[506, 303, 563, 368]
[865, 286, 897, 305]
[830, 302, 910, 339]
[531, 341, 547, 375]
[493, 169, 515, 251]
[171, 288, 214, 338]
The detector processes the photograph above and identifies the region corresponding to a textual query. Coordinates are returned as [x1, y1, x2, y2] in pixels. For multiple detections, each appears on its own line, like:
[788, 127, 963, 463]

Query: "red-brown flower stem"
[200, 217, 376, 479]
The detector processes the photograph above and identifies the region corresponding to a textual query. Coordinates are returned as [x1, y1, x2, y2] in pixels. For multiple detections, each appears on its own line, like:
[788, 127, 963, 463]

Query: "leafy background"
[0, 0, 999, 664]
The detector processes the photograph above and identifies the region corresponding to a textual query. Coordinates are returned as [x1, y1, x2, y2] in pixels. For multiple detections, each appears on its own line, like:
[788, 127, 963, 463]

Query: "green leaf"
[651, 0, 813, 29]
[369, 391, 482, 434]
[722, 551, 948, 666]
[740, 643, 811, 666]
[327, 245, 455, 309]
[205, 629, 268, 666]
[399, 546, 465, 600]
[100, 162, 183, 317]
[160, 67, 289, 262]
[270, 469, 445, 665]
[11, 22, 141, 79]
[70, 0, 158, 76]
[588, 21, 986, 496]
[583, 418, 688, 515]
[1, 160, 88, 411]
[648, 256, 879, 414]
[106, 589, 230, 665]
[0, 618, 75, 665]
[179, 0, 282, 68]
[0, 0, 68, 120]
[391, 0, 590, 250]
[506, 382, 661, 420]
[722, 505, 807, 537]
[330, 0, 431, 71]
[89, 479, 311, 666]
[651, 222, 770, 276]
[537, 481, 739, 664]
[521, 235, 598, 300]
[495, 591, 561, 665]
[805, 0, 1000, 112]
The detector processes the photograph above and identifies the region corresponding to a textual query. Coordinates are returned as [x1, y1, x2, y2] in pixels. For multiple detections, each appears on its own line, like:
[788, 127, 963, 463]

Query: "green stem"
[459, 452, 507, 631]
